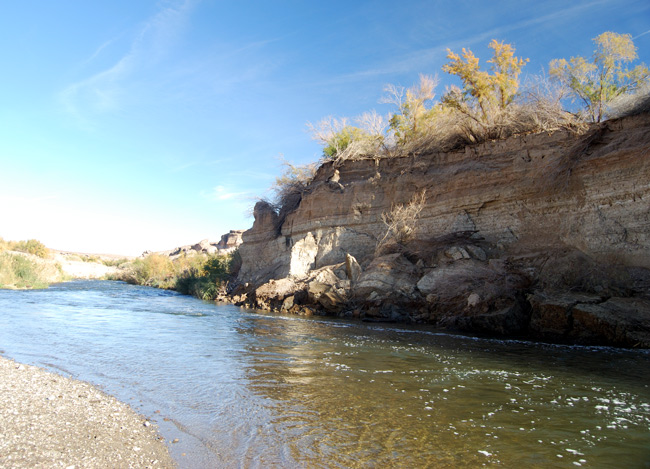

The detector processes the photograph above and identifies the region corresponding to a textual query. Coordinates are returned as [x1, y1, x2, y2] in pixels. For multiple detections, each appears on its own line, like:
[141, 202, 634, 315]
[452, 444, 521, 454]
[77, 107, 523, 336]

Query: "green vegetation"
[116, 251, 239, 300]
[0, 252, 56, 289]
[441, 40, 530, 141]
[100, 257, 130, 267]
[75, 254, 129, 267]
[175, 254, 236, 300]
[118, 254, 176, 288]
[322, 126, 370, 158]
[273, 159, 318, 198]
[302, 32, 648, 163]
[301, 37, 583, 169]
[550, 32, 650, 122]
[0, 237, 59, 289]
[443, 40, 528, 121]
[0, 237, 50, 258]
[385, 74, 438, 144]
[308, 113, 386, 159]
[271, 32, 649, 212]
[79, 254, 100, 263]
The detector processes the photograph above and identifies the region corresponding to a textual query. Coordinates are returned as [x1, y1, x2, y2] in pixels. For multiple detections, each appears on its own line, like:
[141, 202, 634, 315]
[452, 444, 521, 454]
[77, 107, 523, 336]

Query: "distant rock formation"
[216, 230, 245, 252]
[142, 230, 244, 258]
[229, 113, 650, 348]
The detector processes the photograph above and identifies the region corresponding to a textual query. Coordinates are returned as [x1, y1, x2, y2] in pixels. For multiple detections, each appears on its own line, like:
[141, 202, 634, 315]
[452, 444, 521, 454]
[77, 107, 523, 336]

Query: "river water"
[0, 280, 648, 468]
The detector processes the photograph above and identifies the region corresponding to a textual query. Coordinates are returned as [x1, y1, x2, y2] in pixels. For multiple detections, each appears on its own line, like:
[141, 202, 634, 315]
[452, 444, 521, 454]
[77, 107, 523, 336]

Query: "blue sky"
[1, 0, 648, 255]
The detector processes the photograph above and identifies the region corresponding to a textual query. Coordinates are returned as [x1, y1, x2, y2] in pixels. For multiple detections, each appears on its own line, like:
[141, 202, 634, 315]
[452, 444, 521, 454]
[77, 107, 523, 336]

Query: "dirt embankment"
[53, 251, 133, 280]
[0, 356, 175, 468]
[229, 113, 650, 348]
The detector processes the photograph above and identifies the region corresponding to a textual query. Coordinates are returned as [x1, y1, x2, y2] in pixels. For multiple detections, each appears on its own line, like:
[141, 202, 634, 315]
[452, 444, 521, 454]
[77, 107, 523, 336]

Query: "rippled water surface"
[1, 281, 649, 468]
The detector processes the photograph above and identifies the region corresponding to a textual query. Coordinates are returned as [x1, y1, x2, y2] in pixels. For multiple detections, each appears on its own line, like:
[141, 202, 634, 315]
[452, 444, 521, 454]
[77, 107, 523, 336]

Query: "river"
[0, 280, 648, 468]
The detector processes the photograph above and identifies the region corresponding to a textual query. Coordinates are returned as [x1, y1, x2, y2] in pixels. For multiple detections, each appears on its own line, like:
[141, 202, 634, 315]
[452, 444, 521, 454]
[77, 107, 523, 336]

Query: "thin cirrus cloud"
[203, 185, 251, 202]
[58, 0, 196, 122]
[327, 0, 613, 86]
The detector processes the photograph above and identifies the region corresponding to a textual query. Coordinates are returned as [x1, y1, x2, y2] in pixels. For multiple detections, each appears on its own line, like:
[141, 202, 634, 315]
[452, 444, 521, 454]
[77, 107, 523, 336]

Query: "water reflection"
[234, 314, 650, 467]
[0, 281, 649, 468]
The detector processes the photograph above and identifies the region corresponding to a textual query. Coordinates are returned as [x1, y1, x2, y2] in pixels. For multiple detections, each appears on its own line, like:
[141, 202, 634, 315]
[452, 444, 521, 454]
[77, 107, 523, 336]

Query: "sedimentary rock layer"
[234, 113, 650, 347]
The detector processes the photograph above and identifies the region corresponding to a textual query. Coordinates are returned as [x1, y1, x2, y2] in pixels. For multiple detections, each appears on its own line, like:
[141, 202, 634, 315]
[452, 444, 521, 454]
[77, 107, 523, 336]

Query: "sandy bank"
[56, 257, 119, 279]
[0, 356, 175, 468]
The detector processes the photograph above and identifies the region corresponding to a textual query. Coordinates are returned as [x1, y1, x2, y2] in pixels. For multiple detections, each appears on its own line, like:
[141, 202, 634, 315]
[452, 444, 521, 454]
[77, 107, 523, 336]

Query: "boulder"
[445, 246, 470, 261]
[281, 295, 295, 311]
[345, 253, 362, 284]
[255, 278, 298, 302]
[455, 301, 529, 336]
[353, 254, 418, 300]
[571, 297, 650, 347]
[528, 291, 604, 341]
[466, 245, 487, 261]
[416, 261, 493, 296]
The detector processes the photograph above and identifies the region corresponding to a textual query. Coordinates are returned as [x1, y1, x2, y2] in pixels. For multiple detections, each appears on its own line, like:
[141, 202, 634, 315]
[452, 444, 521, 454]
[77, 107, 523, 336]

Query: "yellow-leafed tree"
[442, 40, 528, 125]
[550, 31, 650, 122]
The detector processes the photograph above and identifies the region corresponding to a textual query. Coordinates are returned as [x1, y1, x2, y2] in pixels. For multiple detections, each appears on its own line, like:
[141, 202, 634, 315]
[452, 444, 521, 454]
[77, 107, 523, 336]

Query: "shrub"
[273, 159, 317, 202]
[80, 254, 100, 263]
[175, 254, 233, 300]
[117, 251, 237, 300]
[383, 74, 438, 145]
[101, 258, 131, 267]
[323, 126, 367, 158]
[121, 254, 176, 288]
[308, 112, 387, 161]
[516, 74, 587, 133]
[0, 252, 51, 289]
[269, 159, 318, 229]
[3, 238, 51, 258]
[376, 190, 427, 254]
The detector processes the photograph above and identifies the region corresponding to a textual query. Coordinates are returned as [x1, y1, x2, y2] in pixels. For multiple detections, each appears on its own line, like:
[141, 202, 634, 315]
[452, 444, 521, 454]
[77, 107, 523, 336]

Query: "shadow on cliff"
[228, 112, 650, 348]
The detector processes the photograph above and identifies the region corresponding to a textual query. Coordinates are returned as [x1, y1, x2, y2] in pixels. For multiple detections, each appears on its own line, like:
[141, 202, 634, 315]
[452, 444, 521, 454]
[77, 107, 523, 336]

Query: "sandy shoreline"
[0, 356, 175, 468]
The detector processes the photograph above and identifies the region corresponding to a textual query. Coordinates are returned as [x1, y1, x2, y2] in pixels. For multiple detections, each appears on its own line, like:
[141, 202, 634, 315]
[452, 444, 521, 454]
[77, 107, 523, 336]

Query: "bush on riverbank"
[175, 254, 236, 300]
[117, 251, 238, 300]
[0, 251, 59, 289]
[0, 237, 51, 259]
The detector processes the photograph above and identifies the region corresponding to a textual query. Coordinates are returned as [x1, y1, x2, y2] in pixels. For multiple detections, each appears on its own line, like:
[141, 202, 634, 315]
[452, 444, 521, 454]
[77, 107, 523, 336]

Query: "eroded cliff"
[231, 113, 650, 347]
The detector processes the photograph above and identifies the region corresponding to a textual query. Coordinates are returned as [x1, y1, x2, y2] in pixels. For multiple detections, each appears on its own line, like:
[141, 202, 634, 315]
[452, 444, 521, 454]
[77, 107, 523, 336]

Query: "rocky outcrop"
[528, 292, 650, 347]
[232, 114, 650, 347]
[216, 230, 245, 252]
[144, 230, 244, 259]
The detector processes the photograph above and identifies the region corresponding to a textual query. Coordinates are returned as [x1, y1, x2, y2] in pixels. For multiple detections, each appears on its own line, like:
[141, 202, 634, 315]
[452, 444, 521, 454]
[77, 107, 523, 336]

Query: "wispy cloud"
[202, 185, 251, 202]
[59, 0, 196, 123]
[81, 37, 121, 67]
[327, 0, 611, 85]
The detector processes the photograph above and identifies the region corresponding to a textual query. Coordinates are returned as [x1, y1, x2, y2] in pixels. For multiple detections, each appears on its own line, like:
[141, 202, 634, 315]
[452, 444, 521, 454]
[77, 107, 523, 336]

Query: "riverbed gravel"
[0, 356, 175, 468]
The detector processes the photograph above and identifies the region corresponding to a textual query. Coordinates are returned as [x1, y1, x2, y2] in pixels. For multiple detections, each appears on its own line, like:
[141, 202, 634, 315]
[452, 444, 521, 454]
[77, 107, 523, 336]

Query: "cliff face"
[233, 114, 650, 347]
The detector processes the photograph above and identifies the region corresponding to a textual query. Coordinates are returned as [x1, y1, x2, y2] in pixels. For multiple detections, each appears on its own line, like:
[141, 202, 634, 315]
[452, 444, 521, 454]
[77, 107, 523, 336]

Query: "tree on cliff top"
[442, 39, 528, 125]
[550, 31, 650, 122]
[382, 74, 438, 144]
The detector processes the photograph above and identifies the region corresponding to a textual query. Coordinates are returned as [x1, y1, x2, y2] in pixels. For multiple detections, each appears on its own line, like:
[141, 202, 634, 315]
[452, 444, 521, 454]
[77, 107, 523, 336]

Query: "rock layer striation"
[232, 114, 650, 347]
